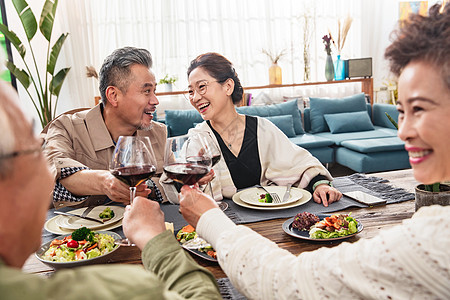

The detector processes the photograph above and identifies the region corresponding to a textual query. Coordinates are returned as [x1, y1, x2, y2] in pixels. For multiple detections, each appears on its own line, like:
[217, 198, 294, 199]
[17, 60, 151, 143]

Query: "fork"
[255, 185, 281, 203]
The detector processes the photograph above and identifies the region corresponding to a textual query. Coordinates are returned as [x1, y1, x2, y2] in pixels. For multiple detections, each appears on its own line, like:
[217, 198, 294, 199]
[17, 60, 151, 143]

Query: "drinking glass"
[194, 132, 228, 211]
[110, 136, 157, 246]
[163, 135, 211, 187]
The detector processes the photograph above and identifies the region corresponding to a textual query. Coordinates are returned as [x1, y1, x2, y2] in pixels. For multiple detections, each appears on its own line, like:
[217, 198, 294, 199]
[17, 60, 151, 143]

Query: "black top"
[208, 116, 261, 189]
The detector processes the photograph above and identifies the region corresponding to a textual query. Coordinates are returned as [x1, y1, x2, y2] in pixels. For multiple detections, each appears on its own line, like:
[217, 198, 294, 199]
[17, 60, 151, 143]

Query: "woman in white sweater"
[185, 52, 341, 206]
[179, 3, 450, 299]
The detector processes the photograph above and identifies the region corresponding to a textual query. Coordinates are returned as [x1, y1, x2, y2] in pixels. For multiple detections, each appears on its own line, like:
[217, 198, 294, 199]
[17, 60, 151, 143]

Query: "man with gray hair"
[44, 47, 167, 208]
[0, 79, 221, 298]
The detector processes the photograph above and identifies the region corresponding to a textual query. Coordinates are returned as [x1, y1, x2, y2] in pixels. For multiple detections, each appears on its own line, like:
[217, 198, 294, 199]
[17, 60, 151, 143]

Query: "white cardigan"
[197, 205, 450, 299]
[186, 117, 332, 201]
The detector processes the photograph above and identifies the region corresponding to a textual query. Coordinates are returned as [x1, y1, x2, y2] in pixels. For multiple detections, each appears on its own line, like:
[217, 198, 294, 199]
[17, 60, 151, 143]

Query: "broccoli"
[72, 227, 94, 242]
[99, 207, 115, 220]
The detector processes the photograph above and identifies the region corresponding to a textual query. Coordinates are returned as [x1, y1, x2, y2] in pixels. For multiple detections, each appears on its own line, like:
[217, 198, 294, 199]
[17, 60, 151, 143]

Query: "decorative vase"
[334, 55, 346, 81]
[324, 54, 334, 81]
[415, 184, 450, 211]
[269, 63, 282, 85]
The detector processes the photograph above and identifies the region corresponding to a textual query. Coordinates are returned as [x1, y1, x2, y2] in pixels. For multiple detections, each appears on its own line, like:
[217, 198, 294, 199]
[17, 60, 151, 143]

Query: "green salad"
[43, 227, 117, 262]
[309, 213, 358, 239]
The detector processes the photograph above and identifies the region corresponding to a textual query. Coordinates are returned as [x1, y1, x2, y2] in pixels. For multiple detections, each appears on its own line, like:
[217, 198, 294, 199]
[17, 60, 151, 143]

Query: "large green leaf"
[39, 0, 58, 42]
[49, 67, 70, 96]
[47, 33, 68, 75]
[5, 61, 30, 88]
[12, 0, 37, 41]
[0, 24, 26, 57]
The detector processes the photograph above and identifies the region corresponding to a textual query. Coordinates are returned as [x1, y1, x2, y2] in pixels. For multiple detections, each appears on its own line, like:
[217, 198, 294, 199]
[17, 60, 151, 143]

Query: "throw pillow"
[309, 93, 367, 133]
[164, 109, 203, 137]
[324, 111, 375, 134]
[237, 99, 305, 134]
[264, 115, 297, 137]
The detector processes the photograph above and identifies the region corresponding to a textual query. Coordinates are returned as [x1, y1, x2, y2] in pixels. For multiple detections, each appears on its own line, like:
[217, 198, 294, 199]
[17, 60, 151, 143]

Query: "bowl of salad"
[36, 227, 120, 269]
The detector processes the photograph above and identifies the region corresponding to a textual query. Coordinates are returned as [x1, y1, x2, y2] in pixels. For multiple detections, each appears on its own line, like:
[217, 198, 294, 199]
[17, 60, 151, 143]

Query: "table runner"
[162, 173, 415, 227]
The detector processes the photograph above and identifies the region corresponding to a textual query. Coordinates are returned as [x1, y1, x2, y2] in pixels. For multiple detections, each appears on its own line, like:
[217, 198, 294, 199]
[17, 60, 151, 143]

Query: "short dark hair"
[385, 3, 450, 90]
[99, 47, 153, 103]
[187, 52, 244, 105]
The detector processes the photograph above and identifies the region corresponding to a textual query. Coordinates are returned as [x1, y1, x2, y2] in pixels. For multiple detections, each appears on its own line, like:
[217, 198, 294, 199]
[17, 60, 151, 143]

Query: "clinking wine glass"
[163, 135, 211, 188]
[110, 136, 157, 246]
[194, 132, 228, 211]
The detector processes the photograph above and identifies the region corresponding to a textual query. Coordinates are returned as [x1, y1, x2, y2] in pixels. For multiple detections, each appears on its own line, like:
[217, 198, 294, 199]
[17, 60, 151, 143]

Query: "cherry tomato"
[67, 240, 79, 248]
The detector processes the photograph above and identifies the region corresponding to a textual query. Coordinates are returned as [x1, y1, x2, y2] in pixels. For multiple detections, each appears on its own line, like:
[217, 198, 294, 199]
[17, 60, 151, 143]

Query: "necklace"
[214, 114, 240, 150]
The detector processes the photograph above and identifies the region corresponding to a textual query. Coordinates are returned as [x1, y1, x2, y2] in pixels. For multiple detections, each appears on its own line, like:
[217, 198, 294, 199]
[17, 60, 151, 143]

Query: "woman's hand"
[312, 184, 342, 207]
[197, 169, 215, 186]
[122, 196, 167, 250]
[179, 184, 218, 227]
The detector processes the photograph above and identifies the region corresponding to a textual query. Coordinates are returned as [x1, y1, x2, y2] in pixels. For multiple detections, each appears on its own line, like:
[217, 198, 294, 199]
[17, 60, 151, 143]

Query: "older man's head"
[0, 81, 53, 268]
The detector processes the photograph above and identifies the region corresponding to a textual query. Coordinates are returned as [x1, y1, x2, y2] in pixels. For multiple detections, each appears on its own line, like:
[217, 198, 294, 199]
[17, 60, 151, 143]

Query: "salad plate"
[35, 230, 121, 269]
[175, 226, 218, 263]
[282, 214, 363, 241]
[55, 206, 124, 230]
[239, 186, 302, 207]
[232, 189, 311, 210]
[44, 215, 123, 235]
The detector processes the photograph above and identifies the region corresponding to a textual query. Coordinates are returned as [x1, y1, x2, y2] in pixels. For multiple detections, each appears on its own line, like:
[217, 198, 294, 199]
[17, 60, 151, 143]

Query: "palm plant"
[0, 0, 70, 128]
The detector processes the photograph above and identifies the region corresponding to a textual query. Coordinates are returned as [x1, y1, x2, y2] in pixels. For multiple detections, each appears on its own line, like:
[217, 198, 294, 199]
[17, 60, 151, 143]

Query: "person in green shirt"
[0, 78, 221, 299]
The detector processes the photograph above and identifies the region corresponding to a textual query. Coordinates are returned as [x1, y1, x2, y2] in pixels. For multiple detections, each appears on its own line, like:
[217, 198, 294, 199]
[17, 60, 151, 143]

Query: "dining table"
[22, 168, 419, 298]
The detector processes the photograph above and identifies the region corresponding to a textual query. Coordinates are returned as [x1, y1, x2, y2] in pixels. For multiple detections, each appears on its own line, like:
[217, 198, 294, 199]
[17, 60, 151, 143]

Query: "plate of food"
[55, 206, 124, 230]
[282, 212, 363, 241]
[36, 227, 120, 269]
[176, 225, 217, 262]
[232, 188, 311, 210]
[239, 186, 303, 207]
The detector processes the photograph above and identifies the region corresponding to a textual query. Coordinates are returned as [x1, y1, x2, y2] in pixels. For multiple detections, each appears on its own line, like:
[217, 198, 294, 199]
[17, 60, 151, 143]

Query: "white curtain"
[57, 0, 363, 112]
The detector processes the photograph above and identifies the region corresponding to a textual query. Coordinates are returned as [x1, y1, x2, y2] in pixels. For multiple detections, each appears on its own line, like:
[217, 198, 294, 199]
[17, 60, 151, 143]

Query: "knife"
[282, 183, 292, 202]
[54, 211, 104, 224]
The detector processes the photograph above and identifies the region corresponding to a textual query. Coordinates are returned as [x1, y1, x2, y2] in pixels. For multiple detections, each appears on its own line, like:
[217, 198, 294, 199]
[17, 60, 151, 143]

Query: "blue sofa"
[159, 93, 410, 173]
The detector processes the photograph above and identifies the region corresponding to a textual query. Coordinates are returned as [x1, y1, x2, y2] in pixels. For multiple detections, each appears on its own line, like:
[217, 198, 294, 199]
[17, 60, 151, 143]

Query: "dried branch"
[262, 48, 286, 64]
[86, 66, 98, 79]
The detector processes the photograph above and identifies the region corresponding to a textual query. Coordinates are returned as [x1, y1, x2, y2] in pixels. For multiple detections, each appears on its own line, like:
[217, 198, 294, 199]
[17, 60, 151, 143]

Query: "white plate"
[232, 188, 311, 210]
[239, 186, 302, 207]
[55, 206, 124, 230]
[44, 215, 123, 235]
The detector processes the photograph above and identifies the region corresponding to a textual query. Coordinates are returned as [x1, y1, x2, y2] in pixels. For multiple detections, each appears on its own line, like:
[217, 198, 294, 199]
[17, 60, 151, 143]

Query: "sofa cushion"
[340, 137, 405, 153]
[236, 99, 305, 134]
[315, 126, 398, 145]
[324, 111, 374, 134]
[309, 93, 367, 133]
[288, 134, 334, 149]
[165, 109, 203, 137]
[265, 115, 296, 137]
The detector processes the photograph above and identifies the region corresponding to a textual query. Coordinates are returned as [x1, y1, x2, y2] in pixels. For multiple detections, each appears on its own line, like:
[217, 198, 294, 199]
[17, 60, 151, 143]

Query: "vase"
[324, 54, 334, 81]
[334, 55, 346, 81]
[269, 63, 282, 85]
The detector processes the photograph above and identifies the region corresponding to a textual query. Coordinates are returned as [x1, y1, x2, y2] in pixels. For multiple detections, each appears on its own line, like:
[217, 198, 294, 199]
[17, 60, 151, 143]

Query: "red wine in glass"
[211, 154, 221, 167]
[164, 163, 209, 185]
[111, 165, 156, 187]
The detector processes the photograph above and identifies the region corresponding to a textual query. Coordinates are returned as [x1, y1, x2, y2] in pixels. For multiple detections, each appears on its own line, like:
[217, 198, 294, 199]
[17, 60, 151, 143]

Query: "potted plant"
[385, 113, 450, 210]
[0, 0, 70, 128]
[158, 74, 177, 92]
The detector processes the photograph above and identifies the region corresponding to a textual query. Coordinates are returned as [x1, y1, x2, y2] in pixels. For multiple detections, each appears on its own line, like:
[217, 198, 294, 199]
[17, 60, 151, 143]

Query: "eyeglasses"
[185, 80, 219, 101]
[0, 147, 42, 160]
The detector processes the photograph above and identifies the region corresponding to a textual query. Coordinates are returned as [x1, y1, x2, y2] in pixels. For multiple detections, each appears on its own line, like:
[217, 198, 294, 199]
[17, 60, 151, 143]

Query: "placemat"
[162, 173, 415, 226]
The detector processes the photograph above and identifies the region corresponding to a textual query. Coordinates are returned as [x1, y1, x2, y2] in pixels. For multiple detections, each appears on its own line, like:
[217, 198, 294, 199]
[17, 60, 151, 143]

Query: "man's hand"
[122, 196, 167, 250]
[312, 184, 342, 207]
[102, 172, 151, 204]
[179, 184, 218, 227]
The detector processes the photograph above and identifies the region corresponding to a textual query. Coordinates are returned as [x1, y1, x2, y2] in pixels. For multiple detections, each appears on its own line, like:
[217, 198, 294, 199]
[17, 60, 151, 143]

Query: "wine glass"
[195, 132, 228, 211]
[163, 135, 211, 188]
[110, 136, 157, 246]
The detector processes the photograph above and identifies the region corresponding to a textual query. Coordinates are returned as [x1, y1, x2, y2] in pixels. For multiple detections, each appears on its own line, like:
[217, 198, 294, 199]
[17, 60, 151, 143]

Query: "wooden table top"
[23, 169, 418, 279]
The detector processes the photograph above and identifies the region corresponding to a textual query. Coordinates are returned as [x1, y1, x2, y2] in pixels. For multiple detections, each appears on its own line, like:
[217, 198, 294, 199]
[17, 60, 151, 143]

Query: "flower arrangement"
[159, 74, 177, 85]
[322, 34, 333, 55]
[332, 16, 353, 55]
